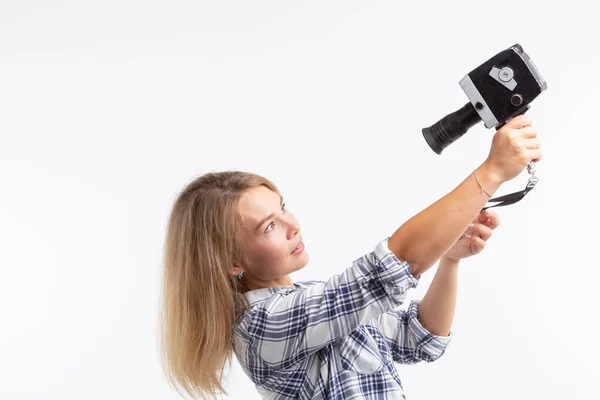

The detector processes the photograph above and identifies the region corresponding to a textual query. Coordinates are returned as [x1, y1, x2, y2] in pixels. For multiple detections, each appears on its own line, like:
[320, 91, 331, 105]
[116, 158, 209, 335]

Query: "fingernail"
[465, 234, 472, 239]
[469, 223, 475, 227]
[485, 209, 493, 215]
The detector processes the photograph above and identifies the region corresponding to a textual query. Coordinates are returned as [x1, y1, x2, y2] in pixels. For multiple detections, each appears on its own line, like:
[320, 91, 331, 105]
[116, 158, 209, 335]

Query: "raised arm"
[388, 162, 501, 276]
[236, 115, 541, 372]
[389, 115, 541, 275]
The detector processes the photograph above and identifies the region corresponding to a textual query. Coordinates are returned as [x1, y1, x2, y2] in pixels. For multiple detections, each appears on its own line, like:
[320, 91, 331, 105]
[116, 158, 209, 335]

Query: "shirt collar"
[243, 281, 319, 306]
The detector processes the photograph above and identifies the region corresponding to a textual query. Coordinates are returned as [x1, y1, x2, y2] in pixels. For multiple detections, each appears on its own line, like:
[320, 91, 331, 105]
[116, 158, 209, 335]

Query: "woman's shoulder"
[294, 279, 324, 288]
[232, 280, 324, 333]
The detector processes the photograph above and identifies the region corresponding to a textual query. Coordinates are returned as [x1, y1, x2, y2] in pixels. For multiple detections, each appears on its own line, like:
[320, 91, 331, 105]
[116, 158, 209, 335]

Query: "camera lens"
[422, 103, 482, 154]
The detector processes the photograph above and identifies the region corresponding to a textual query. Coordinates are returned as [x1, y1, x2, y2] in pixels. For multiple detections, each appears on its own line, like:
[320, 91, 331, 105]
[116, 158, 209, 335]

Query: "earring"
[237, 272, 243, 280]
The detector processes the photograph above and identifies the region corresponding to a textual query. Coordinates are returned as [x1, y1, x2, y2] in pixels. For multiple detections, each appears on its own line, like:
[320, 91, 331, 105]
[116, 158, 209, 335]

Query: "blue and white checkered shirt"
[232, 237, 452, 399]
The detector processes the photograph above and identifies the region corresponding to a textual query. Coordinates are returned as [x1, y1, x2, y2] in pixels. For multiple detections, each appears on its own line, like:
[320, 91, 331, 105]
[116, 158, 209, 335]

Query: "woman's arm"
[417, 256, 459, 336]
[388, 162, 502, 276]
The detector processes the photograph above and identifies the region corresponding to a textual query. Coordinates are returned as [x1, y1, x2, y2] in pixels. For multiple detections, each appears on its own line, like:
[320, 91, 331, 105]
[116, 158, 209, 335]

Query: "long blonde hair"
[159, 170, 281, 399]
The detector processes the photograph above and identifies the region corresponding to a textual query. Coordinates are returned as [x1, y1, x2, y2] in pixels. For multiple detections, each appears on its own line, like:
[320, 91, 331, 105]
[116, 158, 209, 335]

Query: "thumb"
[477, 209, 491, 223]
[505, 114, 531, 129]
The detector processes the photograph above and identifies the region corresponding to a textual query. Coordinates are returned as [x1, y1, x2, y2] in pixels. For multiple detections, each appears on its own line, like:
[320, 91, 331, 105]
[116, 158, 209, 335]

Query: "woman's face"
[236, 185, 308, 288]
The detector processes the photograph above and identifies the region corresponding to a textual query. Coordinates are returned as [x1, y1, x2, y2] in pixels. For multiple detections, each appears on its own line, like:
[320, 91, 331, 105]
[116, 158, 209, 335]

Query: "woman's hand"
[443, 209, 500, 261]
[484, 115, 542, 183]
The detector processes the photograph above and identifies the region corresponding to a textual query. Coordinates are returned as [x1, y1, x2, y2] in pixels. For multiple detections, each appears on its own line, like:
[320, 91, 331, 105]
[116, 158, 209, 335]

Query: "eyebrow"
[255, 194, 284, 232]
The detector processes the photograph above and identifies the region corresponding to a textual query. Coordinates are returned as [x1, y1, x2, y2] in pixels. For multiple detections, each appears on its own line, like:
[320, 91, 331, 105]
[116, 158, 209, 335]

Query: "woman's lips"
[291, 241, 304, 254]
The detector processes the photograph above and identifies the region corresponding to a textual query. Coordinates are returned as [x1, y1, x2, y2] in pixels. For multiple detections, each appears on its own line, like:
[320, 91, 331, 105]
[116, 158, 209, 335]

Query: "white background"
[1, 1, 599, 399]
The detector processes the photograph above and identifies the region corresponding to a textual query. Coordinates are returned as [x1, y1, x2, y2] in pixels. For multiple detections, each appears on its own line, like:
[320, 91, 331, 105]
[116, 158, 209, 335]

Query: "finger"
[476, 209, 500, 229]
[519, 125, 538, 138]
[471, 236, 486, 253]
[506, 115, 531, 129]
[524, 137, 541, 149]
[482, 210, 500, 229]
[477, 210, 490, 223]
[473, 224, 493, 241]
[528, 149, 543, 163]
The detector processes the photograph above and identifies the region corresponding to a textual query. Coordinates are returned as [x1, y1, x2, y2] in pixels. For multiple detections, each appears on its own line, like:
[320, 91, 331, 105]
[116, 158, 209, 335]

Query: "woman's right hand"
[483, 115, 542, 183]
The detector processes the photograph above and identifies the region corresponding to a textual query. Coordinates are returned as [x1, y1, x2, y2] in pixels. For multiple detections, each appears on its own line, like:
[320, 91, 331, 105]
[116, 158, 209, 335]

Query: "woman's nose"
[286, 217, 300, 236]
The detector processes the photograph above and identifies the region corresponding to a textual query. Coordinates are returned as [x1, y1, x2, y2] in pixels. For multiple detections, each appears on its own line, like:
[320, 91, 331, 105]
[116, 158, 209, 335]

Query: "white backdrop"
[1, 1, 599, 399]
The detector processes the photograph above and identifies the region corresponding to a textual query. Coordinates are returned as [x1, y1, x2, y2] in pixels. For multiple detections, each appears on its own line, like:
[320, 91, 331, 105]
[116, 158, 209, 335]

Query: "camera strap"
[481, 107, 538, 210]
[481, 161, 538, 211]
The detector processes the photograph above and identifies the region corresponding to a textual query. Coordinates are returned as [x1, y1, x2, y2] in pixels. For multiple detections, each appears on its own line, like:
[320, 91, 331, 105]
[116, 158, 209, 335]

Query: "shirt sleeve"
[239, 237, 420, 371]
[375, 299, 453, 364]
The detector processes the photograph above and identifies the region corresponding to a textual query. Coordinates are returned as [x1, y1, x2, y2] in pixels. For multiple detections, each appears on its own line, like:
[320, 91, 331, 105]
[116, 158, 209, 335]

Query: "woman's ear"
[230, 265, 243, 277]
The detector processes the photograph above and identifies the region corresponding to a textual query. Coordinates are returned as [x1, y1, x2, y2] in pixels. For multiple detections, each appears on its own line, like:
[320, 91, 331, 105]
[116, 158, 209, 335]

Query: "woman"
[159, 115, 541, 399]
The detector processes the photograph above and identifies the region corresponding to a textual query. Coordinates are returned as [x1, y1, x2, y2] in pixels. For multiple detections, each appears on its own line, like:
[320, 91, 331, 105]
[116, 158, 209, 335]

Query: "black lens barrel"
[422, 103, 482, 154]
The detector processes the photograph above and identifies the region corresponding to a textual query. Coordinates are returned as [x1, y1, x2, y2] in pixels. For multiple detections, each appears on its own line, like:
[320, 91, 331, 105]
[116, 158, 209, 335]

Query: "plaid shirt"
[232, 237, 452, 399]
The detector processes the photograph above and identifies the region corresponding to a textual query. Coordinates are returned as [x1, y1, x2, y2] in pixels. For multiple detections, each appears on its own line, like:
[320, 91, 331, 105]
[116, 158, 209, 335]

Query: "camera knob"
[511, 94, 524, 106]
[499, 67, 514, 82]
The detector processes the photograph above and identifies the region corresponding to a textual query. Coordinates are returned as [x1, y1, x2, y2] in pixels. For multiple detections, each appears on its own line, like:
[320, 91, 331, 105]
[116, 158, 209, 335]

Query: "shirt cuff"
[407, 300, 453, 362]
[370, 237, 420, 297]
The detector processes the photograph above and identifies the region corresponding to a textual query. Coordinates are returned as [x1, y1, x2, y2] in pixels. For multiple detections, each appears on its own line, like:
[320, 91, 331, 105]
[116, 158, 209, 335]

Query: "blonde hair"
[159, 170, 281, 399]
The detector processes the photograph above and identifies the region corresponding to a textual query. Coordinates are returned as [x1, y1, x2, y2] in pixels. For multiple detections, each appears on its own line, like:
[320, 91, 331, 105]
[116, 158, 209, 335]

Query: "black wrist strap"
[481, 105, 539, 211]
[481, 172, 538, 211]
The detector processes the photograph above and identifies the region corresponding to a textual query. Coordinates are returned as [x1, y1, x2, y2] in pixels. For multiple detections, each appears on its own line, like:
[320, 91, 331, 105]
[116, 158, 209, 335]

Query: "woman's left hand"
[444, 209, 500, 261]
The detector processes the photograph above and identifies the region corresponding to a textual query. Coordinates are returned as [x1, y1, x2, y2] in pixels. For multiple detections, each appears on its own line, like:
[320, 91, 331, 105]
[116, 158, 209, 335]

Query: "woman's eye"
[265, 203, 287, 233]
[265, 221, 275, 232]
